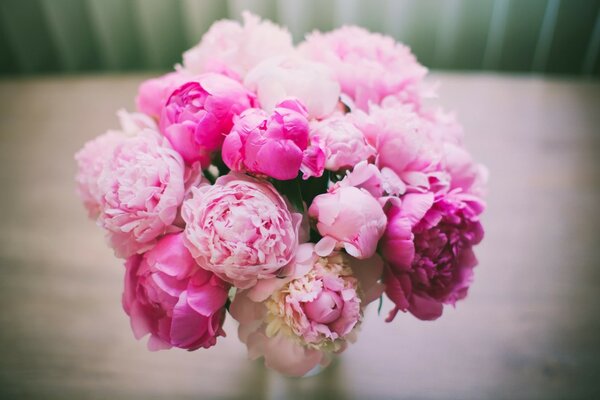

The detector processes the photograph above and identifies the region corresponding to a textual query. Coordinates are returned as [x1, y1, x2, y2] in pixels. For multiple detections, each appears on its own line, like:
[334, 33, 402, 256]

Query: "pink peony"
[183, 12, 293, 79]
[75, 110, 159, 219]
[299, 26, 427, 111]
[382, 191, 485, 321]
[123, 233, 229, 351]
[135, 71, 192, 120]
[310, 115, 375, 171]
[222, 98, 324, 180]
[182, 173, 302, 289]
[159, 73, 255, 165]
[230, 244, 383, 376]
[75, 131, 124, 218]
[309, 185, 387, 259]
[352, 104, 442, 190]
[98, 130, 185, 258]
[244, 56, 341, 119]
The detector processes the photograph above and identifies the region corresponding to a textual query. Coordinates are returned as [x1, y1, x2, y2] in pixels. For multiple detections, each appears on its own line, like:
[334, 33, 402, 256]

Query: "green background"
[0, 0, 598, 76]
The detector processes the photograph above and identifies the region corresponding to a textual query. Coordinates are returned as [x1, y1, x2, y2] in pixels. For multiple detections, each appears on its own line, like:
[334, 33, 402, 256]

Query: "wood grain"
[0, 73, 599, 399]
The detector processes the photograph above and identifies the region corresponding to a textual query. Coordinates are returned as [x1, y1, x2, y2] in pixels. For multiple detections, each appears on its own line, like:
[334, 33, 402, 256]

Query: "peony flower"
[310, 115, 375, 171]
[382, 191, 485, 321]
[230, 244, 383, 376]
[135, 71, 193, 120]
[222, 98, 324, 180]
[75, 110, 158, 219]
[309, 184, 387, 259]
[123, 233, 229, 351]
[182, 173, 302, 289]
[352, 104, 442, 190]
[183, 12, 293, 79]
[75, 131, 124, 219]
[299, 26, 427, 111]
[159, 73, 255, 165]
[244, 55, 341, 119]
[98, 129, 185, 258]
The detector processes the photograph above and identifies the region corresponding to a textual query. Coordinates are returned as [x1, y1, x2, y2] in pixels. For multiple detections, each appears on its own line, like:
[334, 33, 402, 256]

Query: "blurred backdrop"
[0, 0, 598, 77]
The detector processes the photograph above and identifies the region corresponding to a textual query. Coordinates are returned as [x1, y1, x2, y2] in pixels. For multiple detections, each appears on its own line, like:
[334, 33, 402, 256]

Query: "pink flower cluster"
[75, 13, 486, 377]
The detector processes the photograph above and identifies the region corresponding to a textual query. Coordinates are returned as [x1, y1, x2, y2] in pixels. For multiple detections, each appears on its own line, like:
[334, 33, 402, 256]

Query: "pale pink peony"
[159, 73, 255, 165]
[222, 98, 324, 180]
[244, 55, 341, 119]
[75, 110, 159, 219]
[310, 115, 375, 171]
[98, 129, 185, 258]
[299, 26, 427, 111]
[75, 131, 124, 218]
[135, 71, 192, 119]
[309, 184, 387, 259]
[182, 173, 302, 289]
[183, 12, 293, 78]
[352, 104, 442, 190]
[382, 191, 485, 321]
[123, 233, 229, 351]
[230, 244, 383, 376]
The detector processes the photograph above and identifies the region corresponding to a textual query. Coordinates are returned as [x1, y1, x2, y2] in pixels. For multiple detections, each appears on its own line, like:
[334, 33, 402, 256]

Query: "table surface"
[0, 73, 599, 400]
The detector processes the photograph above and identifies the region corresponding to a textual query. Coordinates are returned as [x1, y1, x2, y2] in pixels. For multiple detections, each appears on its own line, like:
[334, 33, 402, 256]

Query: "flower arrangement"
[75, 12, 487, 376]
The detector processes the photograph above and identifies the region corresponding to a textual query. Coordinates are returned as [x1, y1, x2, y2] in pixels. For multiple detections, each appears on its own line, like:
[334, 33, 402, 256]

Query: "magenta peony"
[230, 244, 383, 376]
[182, 173, 302, 289]
[382, 192, 485, 321]
[123, 233, 229, 351]
[299, 26, 427, 111]
[136, 71, 192, 120]
[159, 73, 255, 165]
[222, 98, 324, 180]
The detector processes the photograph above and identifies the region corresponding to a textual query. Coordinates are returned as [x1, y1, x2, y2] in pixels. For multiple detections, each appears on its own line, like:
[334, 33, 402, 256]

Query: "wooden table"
[0, 73, 599, 399]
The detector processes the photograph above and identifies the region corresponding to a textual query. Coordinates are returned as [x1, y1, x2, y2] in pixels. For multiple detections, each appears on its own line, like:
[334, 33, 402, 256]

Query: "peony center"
[303, 290, 343, 324]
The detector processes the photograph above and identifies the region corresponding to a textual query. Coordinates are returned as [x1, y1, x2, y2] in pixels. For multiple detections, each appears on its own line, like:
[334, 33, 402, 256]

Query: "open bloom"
[75, 111, 157, 218]
[159, 73, 254, 165]
[182, 173, 302, 289]
[310, 115, 375, 171]
[352, 104, 442, 190]
[382, 191, 485, 321]
[299, 26, 427, 111]
[183, 11, 293, 79]
[97, 129, 185, 258]
[222, 98, 324, 180]
[123, 233, 229, 351]
[309, 184, 387, 259]
[244, 55, 340, 119]
[230, 244, 383, 376]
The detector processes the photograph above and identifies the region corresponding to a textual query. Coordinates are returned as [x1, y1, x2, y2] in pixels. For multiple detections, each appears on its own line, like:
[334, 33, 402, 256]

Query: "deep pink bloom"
[122, 233, 229, 351]
[222, 98, 324, 180]
[230, 244, 384, 376]
[182, 173, 302, 289]
[160, 73, 255, 165]
[136, 71, 192, 119]
[97, 130, 185, 258]
[382, 191, 485, 321]
[309, 185, 387, 259]
[299, 26, 427, 111]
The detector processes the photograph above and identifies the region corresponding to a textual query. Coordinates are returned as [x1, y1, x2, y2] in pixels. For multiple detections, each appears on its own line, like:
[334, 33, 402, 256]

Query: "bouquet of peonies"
[75, 13, 487, 376]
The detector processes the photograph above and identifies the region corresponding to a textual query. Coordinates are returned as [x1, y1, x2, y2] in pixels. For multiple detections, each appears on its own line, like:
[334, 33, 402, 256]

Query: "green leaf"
[377, 294, 383, 316]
